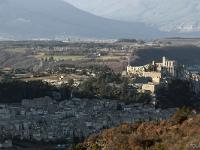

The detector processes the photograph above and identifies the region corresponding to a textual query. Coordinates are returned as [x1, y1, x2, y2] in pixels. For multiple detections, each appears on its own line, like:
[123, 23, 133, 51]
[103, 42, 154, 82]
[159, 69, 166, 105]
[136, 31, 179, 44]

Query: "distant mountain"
[0, 0, 164, 40]
[65, 0, 200, 33]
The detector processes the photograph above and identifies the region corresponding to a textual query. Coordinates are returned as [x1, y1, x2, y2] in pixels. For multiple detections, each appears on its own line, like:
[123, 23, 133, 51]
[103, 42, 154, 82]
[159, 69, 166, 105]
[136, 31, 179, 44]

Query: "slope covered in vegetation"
[74, 108, 200, 150]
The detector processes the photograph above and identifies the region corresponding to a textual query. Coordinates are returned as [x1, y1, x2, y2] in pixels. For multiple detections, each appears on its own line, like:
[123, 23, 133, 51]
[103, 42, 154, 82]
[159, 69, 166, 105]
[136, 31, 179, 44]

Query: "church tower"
[162, 56, 166, 66]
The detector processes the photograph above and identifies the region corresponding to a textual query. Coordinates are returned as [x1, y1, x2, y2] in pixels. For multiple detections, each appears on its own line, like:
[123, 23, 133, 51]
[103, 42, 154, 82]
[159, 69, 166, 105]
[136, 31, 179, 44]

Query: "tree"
[171, 106, 192, 124]
[156, 79, 194, 108]
[49, 56, 54, 62]
[0, 79, 71, 103]
[120, 78, 129, 101]
[136, 92, 152, 104]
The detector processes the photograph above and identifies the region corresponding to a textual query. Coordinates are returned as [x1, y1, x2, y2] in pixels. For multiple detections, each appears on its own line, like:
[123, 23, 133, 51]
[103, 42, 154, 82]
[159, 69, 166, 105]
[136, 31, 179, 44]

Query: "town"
[0, 96, 176, 149]
[0, 40, 200, 149]
[0, 55, 200, 149]
[1, 1, 200, 149]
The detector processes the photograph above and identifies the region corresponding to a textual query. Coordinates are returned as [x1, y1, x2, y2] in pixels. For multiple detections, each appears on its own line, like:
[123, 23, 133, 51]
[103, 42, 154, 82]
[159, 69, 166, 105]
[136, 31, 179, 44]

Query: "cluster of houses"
[1, 56, 200, 149]
[127, 56, 200, 94]
[0, 96, 177, 149]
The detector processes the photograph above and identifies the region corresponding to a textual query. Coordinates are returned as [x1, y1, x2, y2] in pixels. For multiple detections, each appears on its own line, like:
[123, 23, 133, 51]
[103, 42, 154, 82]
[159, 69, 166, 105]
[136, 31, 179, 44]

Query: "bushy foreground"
[73, 108, 200, 150]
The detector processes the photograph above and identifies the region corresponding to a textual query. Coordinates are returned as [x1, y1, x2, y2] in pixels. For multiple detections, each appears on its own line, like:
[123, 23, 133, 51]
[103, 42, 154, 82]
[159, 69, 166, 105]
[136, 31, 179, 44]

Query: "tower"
[152, 60, 155, 65]
[162, 56, 166, 66]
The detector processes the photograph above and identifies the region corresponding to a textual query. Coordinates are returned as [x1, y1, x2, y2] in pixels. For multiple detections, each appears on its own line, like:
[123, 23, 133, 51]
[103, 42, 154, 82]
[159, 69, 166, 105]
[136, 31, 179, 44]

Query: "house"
[22, 96, 54, 108]
[142, 82, 159, 94]
[143, 72, 162, 84]
[127, 65, 145, 76]
[0, 140, 12, 148]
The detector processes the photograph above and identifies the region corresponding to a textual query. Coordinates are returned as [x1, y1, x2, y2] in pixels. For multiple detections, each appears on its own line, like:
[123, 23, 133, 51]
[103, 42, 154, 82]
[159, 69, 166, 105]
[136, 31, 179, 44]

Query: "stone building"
[22, 96, 54, 108]
[142, 82, 159, 94]
[127, 65, 145, 76]
[126, 56, 183, 95]
[142, 72, 162, 84]
[127, 56, 180, 79]
[190, 72, 200, 94]
[160, 56, 177, 77]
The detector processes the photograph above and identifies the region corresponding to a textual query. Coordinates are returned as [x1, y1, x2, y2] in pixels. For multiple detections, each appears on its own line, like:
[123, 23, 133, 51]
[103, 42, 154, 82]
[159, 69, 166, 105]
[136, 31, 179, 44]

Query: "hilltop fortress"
[127, 57, 186, 94]
[127, 56, 184, 79]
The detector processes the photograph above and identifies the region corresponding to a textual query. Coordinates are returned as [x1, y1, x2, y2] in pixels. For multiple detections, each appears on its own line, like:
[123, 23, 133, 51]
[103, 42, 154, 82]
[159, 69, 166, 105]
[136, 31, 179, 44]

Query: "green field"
[97, 56, 122, 60]
[46, 55, 86, 61]
[4, 48, 27, 53]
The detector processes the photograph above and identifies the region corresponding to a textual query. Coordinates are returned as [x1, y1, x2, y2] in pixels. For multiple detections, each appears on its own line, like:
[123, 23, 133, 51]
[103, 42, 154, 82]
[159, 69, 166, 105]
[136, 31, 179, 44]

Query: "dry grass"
[34, 52, 45, 59]
[78, 113, 200, 150]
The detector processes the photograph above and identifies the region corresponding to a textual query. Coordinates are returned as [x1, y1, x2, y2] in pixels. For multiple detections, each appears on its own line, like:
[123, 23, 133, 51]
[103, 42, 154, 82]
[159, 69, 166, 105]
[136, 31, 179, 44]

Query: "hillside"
[65, 0, 200, 33]
[75, 109, 200, 150]
[0, 0, 162, 40]
[133, 46, 200, 66]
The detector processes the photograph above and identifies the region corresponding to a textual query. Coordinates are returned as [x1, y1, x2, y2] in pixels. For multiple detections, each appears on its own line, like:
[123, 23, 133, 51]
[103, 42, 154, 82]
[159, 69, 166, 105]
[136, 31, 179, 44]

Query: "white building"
[161, 56, 177, 77]
[127, 56, 184, 94]
[127, 56, 180, 78]
[127, 65, 145, 76]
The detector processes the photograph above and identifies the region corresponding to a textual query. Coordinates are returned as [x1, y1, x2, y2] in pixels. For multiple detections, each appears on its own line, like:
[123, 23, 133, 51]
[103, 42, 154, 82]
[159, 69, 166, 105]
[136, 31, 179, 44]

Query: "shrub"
[171, 106, 191, 124]
[75, 144, 87, 150]
[91, 144, 100, 150]
[151, 143, 165, 150]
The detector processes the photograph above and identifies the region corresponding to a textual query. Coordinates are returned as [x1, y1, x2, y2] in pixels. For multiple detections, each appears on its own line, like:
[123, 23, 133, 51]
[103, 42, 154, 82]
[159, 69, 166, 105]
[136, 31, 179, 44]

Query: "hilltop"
[74, 108, 200, 150]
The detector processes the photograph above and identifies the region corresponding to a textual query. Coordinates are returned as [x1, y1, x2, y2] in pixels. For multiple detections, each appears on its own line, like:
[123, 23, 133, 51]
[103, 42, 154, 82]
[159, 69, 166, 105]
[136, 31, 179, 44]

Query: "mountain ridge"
[0, 0, 164, 40]
[64, 0, 200, 33]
